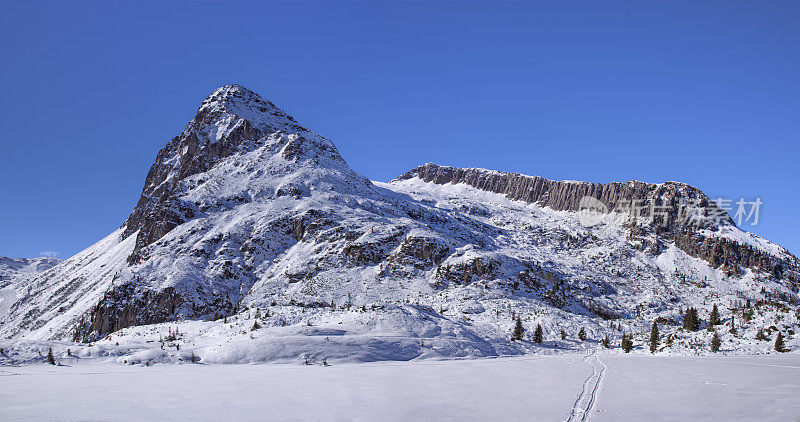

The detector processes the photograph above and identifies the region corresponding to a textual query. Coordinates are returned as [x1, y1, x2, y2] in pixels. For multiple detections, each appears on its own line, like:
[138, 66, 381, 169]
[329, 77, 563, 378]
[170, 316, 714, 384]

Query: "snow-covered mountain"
[1, 85, 797, 363]
[0, 257, 61, 288]
[0, 257, 61, 323]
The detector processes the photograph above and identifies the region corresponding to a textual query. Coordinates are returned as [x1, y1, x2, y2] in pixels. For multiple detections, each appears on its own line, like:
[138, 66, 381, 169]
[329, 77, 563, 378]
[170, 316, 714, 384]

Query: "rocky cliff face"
[399, 163, 729, 226]
[398, 163, 799, 288]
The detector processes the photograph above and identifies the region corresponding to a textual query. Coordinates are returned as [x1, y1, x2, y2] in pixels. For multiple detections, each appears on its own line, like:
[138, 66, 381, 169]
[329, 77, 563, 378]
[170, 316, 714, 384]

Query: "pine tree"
[47, 347, 56, 365]
[708, 304, 721, 328]
[755, 328, 767, 341]
[251, 320, 261, 331]
[560, 329, 567, 340]
[578, 327, 586, 341]
[602, 334, 610, 348]
[711, 331, 721, 353]
[649, 322, 659, 353]
[683, 307, 700, 331]
[533, 324, 543, 343]
[512, 317, 525, 341]
[621, 333, 633, 353]
[774, 332, 786, 353]
[728, 315, 737, 335]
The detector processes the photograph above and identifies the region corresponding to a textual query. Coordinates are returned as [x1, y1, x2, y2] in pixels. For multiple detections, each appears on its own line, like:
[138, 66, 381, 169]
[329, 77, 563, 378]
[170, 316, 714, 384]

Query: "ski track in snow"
[566, 351, 606, 422]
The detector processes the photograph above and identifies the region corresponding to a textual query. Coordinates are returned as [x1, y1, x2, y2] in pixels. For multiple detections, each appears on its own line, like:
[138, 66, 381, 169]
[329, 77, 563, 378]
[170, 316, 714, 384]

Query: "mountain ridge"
[1, 85, 797, 362]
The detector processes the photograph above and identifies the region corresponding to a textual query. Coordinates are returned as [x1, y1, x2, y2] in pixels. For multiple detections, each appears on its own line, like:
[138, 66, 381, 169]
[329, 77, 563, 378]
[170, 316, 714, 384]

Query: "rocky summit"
[1, 85, 797, 364]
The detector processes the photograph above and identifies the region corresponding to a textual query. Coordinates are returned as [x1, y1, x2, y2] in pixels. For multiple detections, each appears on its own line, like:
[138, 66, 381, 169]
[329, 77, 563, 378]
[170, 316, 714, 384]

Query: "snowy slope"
[0, 257, 61, 323]
[1, 85, 797, 364]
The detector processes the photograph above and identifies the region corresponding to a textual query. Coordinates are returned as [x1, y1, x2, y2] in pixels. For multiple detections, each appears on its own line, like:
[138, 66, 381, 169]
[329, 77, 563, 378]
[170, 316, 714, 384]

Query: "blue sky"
[1, 1, 798, 259]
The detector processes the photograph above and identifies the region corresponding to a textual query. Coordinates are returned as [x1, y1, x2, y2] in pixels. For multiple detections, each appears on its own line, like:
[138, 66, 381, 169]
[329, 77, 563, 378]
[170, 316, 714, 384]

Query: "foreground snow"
[1, 353, 798, 421]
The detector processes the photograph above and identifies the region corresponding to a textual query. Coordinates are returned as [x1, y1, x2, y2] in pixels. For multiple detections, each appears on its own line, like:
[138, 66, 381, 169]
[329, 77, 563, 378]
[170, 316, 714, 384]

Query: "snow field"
[1, 353, 798, 421]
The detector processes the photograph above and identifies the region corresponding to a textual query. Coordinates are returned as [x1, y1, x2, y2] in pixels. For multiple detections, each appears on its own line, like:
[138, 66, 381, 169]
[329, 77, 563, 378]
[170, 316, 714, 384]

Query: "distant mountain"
[1, 85, 796, 362]
[0, 257, 61, 288]
[0, 257, 61, 322]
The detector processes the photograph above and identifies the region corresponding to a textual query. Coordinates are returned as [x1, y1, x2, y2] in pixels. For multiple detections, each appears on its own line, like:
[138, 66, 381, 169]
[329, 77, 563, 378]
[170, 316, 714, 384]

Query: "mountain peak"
[121, 85, 361, 262]
[195, 84, 302, 134]
[201, 84, 266, 110]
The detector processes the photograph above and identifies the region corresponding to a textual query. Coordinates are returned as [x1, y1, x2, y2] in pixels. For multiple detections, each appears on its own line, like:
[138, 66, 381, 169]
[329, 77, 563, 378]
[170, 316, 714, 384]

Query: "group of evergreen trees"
[509, 318, 544, 344]
[507, 303, 792, 354]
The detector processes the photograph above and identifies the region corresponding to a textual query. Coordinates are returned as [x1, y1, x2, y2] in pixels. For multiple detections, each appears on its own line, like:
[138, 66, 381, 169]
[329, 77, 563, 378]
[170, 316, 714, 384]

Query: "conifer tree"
[533, 324, 543, 343]
[621, 333, 633, 353]
[755, 328, 767, 341]
[711, 331, 721, 353]
[512, 316, 525, 341]
[775, 332, 786, 353]
[602, 334, 610, 348]
[578, 327, 586, 341]
[649, 322, 659, 353]
[47, 347, 55, 365]
[683, 307, 700, 331]
[560, 329, 567, 340]
[708, 304, 721, 328]
[728, 315, 737, 335]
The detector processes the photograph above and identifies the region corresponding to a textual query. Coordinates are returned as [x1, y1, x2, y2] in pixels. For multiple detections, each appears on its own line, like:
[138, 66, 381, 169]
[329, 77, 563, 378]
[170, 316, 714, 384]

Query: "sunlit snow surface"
[1, 353, 798, 421]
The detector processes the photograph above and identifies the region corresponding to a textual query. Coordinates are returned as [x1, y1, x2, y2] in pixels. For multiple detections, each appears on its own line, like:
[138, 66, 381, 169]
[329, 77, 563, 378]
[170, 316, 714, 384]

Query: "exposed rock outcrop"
[399, 163, 728, 226]
[399, 163, 799, 286]
[72, 284, 184, 342]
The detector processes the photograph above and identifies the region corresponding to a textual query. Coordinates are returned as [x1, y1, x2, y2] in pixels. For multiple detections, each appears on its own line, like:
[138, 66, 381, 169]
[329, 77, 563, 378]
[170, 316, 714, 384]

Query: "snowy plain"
[1, 353, 798, 421]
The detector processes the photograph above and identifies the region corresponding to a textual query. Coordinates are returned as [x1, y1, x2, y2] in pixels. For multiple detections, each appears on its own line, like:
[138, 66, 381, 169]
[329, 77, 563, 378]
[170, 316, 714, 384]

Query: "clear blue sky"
[1, 1, 798, 259]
